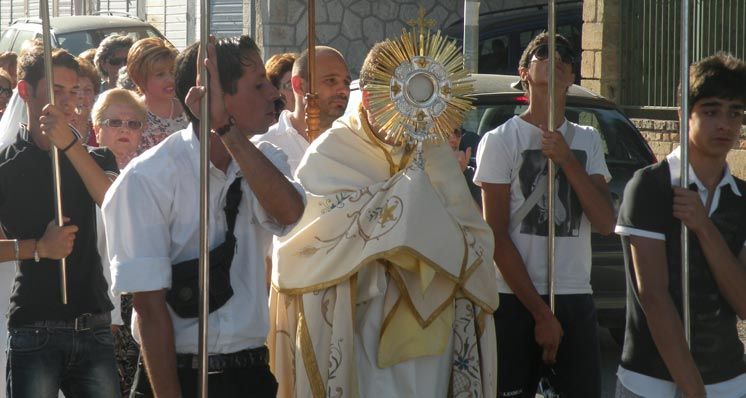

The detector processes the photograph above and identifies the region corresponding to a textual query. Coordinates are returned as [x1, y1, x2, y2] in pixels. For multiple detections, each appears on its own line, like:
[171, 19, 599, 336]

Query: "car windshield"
[56, 27, 162, 56]
[463, 101, 651, 167]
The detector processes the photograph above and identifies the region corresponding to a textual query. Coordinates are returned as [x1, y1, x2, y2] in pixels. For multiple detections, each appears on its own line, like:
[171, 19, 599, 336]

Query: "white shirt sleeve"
[250, 141, 306, 237]
[102, 168, 174, 295]
[585, 126, 612, 182]
[96, 208, 123, 325]
[474, 126, 514, 186]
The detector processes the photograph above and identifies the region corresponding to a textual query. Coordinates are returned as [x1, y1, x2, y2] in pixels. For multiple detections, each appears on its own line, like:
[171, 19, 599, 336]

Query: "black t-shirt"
[617, 160, 746, 384]
[0, 126, 118, 326]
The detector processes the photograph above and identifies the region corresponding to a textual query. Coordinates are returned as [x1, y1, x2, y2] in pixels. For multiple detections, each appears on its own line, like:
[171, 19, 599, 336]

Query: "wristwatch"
[213, 116, 236, 136]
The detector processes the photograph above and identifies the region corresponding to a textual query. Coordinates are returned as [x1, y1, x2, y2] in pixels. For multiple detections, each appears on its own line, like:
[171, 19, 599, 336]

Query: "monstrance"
[364, 6, 474, 160]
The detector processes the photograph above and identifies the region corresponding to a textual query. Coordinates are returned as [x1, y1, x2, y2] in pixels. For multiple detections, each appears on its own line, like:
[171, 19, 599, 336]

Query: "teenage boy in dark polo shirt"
[0, 43, 120, 397]
[615, 53, 746, 397]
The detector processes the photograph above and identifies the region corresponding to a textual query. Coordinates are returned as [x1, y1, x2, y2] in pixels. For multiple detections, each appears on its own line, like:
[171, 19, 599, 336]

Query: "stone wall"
[256, 0, 549, 78]
[632, 118, 746, 179]
[581, 0, 620, 104]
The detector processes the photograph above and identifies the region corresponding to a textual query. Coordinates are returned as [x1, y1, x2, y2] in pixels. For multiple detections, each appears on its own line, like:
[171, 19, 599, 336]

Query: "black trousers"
[495, 293, 601, 398]
[130, 357, 278, 398]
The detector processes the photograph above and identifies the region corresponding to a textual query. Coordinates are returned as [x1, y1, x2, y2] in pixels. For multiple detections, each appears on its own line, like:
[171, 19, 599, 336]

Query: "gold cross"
[406, 6, 436, 37]
[440, 85, 451, 95]
[415, 57, 428, 68]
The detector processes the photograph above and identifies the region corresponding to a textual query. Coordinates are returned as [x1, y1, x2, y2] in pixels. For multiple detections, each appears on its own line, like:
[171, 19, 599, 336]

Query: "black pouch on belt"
[166, 177, 243, 318]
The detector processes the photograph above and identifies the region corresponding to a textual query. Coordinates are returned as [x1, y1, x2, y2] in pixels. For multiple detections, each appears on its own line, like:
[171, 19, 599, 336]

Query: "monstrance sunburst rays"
[364, 7, 474, 145]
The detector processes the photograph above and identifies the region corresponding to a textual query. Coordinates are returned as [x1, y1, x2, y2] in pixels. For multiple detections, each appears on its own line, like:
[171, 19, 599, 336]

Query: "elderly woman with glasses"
[91, 88, 146, 395]
[92, 88, 146, 169]
[127, 37, 187, 153]
[94, 34, 134, 92]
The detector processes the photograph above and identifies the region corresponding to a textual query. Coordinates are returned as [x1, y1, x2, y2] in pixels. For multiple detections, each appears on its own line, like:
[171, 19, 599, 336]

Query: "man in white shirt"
[252, 46, 351, 175]
[474, 33, 615, 397]
[102, 35, 305, 398]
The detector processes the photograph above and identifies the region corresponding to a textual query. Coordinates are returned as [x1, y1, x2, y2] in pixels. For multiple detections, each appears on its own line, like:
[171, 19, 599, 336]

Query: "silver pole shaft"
[40, 0, 68, 305]
[463, 0, 480, 73]
[197, 1, 211, 396]
[547, 0, 557, 313]
[679, 0, 691, 347]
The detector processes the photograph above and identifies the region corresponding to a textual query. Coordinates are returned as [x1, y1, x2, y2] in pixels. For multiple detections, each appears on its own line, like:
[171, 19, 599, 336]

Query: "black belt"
[176, 346, 269, 371]
[24, 312, 111, 331]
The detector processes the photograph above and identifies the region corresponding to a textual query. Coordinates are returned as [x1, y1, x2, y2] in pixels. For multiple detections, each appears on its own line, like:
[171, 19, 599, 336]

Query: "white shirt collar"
[666, 146, 741, 196]
[183, 123, 240, 181]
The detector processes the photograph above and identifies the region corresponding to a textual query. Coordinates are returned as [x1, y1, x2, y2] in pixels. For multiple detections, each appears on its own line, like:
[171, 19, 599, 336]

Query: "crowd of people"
[0, 26, 743, 398]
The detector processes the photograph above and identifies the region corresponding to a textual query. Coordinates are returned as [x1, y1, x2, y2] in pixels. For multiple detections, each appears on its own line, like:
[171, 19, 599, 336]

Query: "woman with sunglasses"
[94, 34, 134, 92]
[91, 88, 147, 395]
[127, 37, 188, 153]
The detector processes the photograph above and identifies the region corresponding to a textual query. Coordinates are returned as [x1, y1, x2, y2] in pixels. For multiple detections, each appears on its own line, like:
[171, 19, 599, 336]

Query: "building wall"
[257, 0, 549, 78]
[633, 118, 746, 179]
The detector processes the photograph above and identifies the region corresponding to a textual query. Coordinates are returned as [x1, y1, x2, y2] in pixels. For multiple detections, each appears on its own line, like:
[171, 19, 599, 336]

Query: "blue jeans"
[6, 326, 121, 398]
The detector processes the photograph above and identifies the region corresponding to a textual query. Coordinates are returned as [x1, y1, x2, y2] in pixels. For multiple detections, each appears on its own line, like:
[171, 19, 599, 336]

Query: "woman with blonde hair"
[127, 37, 188, 152]
[91, 88, 147, 395]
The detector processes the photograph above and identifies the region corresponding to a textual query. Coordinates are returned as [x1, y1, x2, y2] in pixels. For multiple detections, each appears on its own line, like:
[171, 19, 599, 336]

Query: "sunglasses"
[108, 57, 126, 67]
[103, 118, 143, 130]
[0, 87, 11, 97]
[531, 43, 577, 65]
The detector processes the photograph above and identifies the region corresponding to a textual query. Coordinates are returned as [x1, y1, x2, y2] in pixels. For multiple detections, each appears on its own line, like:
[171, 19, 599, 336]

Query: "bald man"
[252, 46, 351, 174]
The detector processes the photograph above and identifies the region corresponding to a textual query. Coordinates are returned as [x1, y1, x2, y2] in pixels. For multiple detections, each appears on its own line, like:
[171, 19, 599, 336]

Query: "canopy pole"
[547, 0, 557, 313]
[40, 0, 68, 305]
[197, 0, 211, 395]
[679, 0, 691, 347]
[305, 0, 320, 142]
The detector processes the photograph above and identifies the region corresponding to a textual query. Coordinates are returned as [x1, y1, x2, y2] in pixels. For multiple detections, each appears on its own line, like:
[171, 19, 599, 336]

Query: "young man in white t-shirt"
[474, 32, 615, 397]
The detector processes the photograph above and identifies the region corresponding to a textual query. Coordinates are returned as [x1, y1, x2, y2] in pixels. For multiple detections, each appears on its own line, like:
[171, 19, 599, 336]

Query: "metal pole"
[547, 0, 557, 313]
[40, 0, 68, 305]
[463, 0, 480, 73]
[197, 0, 211, 395]
[305, 0, 320, 142]
[679, 0, 691, 347]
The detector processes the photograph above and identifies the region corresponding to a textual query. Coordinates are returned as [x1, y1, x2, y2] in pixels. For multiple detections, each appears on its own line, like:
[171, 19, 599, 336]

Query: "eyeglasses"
[103, 118, 143, 130]
[0, 87, 11, 97]
[530, 43, 576, 65]
[108, 57, 126, 67]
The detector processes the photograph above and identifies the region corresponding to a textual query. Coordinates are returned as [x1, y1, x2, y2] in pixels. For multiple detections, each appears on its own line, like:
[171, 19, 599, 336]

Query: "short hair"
[517, 32, 578, 91]
[127, 38, 177, 94]
[18, 41, 79, 90]
[78, 48, 96, 64]
[76, 58, 101, 95]
[359, 41, 389, 90]
[292, 46, 345, 81]
[677, 52, 746, 115]
[91, 88, 147, 127]
[265, 52, 297, 88]
[175, 35, 261, 124]
[94, 34, 134, 79]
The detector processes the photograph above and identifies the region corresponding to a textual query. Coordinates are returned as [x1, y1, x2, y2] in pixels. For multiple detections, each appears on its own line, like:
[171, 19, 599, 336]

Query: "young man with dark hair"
[102, 35, 305, 398]
[0, 43, 121, 397]
[474, 32, 615, 397]
[615, 53, 746, 397]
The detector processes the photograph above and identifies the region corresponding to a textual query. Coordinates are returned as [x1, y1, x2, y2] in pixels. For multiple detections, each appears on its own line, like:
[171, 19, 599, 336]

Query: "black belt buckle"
[74, 313, 93, 331]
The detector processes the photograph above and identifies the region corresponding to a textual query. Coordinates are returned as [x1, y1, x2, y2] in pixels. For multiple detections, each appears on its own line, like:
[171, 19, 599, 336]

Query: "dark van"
[443, 1, 583, 75]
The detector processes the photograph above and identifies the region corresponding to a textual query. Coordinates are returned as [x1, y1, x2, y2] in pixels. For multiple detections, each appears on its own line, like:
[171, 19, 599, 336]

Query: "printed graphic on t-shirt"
[518, 149, 587, 237]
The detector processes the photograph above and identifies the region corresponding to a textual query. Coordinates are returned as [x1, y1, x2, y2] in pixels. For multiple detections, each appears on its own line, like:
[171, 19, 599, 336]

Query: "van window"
[11, 30, 37, 54]
[0, 29, 17, 52]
